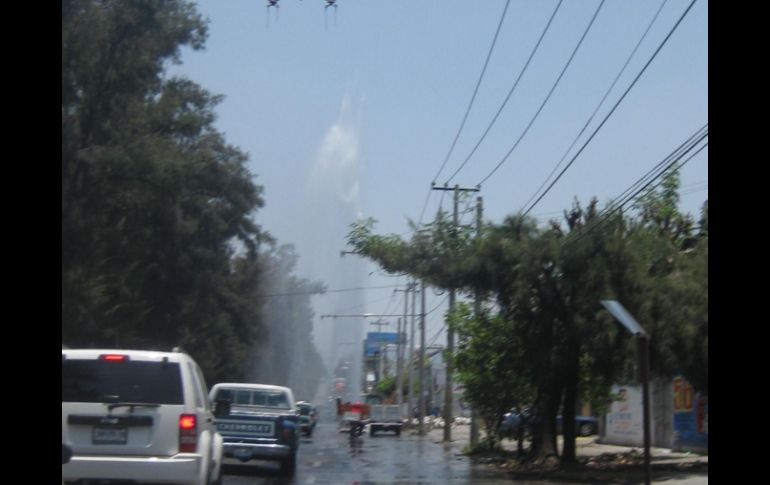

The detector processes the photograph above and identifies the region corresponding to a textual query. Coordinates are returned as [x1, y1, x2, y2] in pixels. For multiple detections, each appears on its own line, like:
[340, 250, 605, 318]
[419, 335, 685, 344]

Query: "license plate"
[233, 447, 252, 460]
[93, 426, 127, 445]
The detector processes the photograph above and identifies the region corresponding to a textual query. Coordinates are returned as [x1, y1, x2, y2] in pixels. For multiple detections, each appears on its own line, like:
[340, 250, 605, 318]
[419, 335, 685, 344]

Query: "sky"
[170, 0, 708, 374]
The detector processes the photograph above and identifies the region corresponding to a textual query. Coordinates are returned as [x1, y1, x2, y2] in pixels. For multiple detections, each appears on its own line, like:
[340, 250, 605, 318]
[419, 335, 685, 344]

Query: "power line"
[333, 293, 403, 315]
[593, 123, 707, 221]
[431, 0, 512, 186]
[444, 0, 564, 185]
[563, 128, 707, 247]
[521, 0, 700, 216]
[255, 284, 402, 298]
[520, 0, 669, 214]
[419, 0, 512, 225]
[475, 0, 606, 188]
[428, 324, 447, 348]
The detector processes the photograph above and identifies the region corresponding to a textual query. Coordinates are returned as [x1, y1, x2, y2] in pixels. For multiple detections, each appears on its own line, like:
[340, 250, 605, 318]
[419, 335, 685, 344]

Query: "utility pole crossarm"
[431, 186, 480, 193]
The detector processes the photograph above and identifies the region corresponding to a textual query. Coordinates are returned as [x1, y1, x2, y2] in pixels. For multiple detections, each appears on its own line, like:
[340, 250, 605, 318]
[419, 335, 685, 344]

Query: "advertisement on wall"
[672, 376, 708, 451]
[606, 385, 645, 446]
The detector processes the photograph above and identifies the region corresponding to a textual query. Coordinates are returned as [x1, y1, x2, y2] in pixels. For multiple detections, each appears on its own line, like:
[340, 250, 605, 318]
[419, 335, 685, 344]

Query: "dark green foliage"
[347, 171, 707, 464]
[62, 1, 326, 386]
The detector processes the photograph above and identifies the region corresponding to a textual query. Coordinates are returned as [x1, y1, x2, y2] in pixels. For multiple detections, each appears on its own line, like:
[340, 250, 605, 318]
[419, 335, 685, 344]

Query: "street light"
[601, 300, 652, 485]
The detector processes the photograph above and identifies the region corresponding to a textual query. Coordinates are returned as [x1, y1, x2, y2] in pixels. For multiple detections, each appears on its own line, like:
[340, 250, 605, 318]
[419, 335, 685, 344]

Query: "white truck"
[368, 404, 403, 436]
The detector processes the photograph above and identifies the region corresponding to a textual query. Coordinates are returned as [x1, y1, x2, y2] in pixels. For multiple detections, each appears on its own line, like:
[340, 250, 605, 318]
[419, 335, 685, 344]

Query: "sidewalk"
[417, 420, 707, 483]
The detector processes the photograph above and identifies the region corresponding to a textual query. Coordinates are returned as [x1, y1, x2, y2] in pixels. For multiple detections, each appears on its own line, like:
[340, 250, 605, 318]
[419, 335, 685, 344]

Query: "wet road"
[221, 417, 537, 485]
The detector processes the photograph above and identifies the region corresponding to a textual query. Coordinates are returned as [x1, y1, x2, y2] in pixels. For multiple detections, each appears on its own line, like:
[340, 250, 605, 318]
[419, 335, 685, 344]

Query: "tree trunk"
[561, 346, 579, 464]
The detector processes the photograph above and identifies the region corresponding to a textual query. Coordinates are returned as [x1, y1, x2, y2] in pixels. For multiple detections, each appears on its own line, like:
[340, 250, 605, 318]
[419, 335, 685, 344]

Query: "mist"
[294, 95, 367, 401]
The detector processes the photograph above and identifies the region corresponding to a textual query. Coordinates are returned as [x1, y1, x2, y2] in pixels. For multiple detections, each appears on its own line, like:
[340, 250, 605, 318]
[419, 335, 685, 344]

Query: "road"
[221, 413, 539, 485]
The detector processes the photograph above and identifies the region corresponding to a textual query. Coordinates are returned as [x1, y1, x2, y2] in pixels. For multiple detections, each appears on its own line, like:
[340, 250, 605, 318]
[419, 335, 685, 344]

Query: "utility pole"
[432, 184, 479, 442]
[418, 279, 427, 435]
[396, 317, 402, 402]
[470, 196, 483, 446]
[407, 280, 418, 429]
[393, 283, 413, 416]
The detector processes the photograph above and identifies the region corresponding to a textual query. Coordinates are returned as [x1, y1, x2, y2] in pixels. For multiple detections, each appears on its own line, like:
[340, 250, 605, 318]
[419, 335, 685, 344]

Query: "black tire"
[395, 427, 401, 437]
[370, 426, 376, 437]
[579, 423, 594, 437]
[280, 453, 297, 476]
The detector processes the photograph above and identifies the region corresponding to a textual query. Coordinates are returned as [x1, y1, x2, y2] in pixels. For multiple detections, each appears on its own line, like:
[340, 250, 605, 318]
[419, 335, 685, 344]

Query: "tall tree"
[62, 0, 267, 381]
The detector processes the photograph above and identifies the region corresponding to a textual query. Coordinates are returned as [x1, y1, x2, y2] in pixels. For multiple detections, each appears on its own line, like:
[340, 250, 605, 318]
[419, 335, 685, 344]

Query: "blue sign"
[364, 332, 401, 357]
[672, 377, 708, 451]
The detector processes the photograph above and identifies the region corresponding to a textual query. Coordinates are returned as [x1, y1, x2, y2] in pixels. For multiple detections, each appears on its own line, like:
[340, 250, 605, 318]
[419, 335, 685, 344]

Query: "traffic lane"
[222, 419, 552, 484]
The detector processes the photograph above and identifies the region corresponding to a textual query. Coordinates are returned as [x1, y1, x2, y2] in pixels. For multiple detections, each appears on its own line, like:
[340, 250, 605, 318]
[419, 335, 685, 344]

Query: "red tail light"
[100, 354, 128, 362]
[179, 414, 198, 453]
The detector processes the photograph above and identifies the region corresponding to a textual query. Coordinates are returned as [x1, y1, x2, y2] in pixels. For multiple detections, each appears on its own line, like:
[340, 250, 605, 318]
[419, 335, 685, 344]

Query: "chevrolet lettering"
[218, 422, 272, 434]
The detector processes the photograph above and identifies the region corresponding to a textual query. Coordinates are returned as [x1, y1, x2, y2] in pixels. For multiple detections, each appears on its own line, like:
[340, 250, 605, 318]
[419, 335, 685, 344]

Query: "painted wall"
[600, 376, 707, 452]
[672, 376, 708, 451]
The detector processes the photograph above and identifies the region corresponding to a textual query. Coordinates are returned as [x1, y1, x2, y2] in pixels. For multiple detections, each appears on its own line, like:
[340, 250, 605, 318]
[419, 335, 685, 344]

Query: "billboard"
[606, 385, 645, 446]
[672, 376, 708, 451]
[364, 331, 401, 357]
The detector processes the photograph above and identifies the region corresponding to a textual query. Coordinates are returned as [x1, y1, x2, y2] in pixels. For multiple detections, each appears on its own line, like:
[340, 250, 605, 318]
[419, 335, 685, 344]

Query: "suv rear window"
[62, 360, 184, 405]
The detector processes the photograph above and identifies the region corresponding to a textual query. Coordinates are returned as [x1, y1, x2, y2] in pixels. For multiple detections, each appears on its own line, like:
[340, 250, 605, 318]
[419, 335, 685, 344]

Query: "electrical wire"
[474, 0, 606, 188]
[444, 0, 564, 185]
[419, 0, 513, 225]
[255, 284, 403, 298]
[520, 0, 669, 215]
[563, 128, 707, 247]
[431, 0, 512, 186]
[521, 0, 700, 216]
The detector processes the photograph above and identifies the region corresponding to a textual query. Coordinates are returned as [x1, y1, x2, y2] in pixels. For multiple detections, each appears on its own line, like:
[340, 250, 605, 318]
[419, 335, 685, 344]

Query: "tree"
[450, 304, 533, 452]
[62, 0, 268, 382]
[348, 175, 707, 465]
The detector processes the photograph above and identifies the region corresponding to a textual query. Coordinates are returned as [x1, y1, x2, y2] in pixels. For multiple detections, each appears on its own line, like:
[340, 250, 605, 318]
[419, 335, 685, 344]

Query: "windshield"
[215, 388, 291, 409]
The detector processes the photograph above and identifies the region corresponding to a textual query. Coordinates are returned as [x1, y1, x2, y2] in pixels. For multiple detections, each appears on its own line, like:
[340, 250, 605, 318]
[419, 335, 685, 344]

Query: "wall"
[599, 376, 707, 452]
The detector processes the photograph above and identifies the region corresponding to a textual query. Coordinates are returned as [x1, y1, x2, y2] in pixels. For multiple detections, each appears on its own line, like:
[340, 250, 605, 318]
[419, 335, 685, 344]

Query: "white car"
[62, 348, 224, 485]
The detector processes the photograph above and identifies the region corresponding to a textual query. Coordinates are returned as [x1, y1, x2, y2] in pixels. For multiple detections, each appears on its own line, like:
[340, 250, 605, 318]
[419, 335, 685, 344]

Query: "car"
[557, 415, 598, 436]
[500, 410, 598, 438]
[61, 348, 224, 485]
[296, 401, 318, 437]
[499, 410, 532, 438]
[209, 383, 300, 476]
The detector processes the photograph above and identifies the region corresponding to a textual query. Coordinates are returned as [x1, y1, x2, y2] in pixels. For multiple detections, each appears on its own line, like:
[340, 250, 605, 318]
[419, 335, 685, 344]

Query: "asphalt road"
[221, 417, 535, 485]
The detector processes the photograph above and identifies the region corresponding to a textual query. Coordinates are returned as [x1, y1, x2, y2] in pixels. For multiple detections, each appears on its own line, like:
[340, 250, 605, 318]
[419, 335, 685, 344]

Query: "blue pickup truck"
[209, 383, 300, 476]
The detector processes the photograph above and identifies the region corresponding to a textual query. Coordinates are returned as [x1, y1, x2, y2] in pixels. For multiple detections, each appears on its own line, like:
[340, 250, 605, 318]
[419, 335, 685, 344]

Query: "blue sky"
[171, 0, 708, 364]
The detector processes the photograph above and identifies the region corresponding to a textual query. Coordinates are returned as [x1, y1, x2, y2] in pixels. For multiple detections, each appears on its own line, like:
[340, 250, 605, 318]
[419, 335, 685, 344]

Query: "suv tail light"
[99, 354, 129, 362]
[179, 414, 198, 453]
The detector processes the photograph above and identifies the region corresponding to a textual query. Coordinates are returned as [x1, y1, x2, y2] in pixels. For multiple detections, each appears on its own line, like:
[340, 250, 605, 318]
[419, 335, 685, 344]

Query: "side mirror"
[213, 398, 231, 418]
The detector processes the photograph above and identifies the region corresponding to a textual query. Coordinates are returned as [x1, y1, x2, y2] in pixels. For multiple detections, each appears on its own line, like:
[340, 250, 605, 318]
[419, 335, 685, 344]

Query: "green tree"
[450, 304, 533, 452]
[348, 174, 707, 465]
[62, 0, 268, 382]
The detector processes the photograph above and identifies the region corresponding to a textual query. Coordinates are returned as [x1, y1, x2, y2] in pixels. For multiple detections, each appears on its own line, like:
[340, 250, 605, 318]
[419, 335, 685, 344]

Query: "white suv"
[61, 349, 224, 485]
